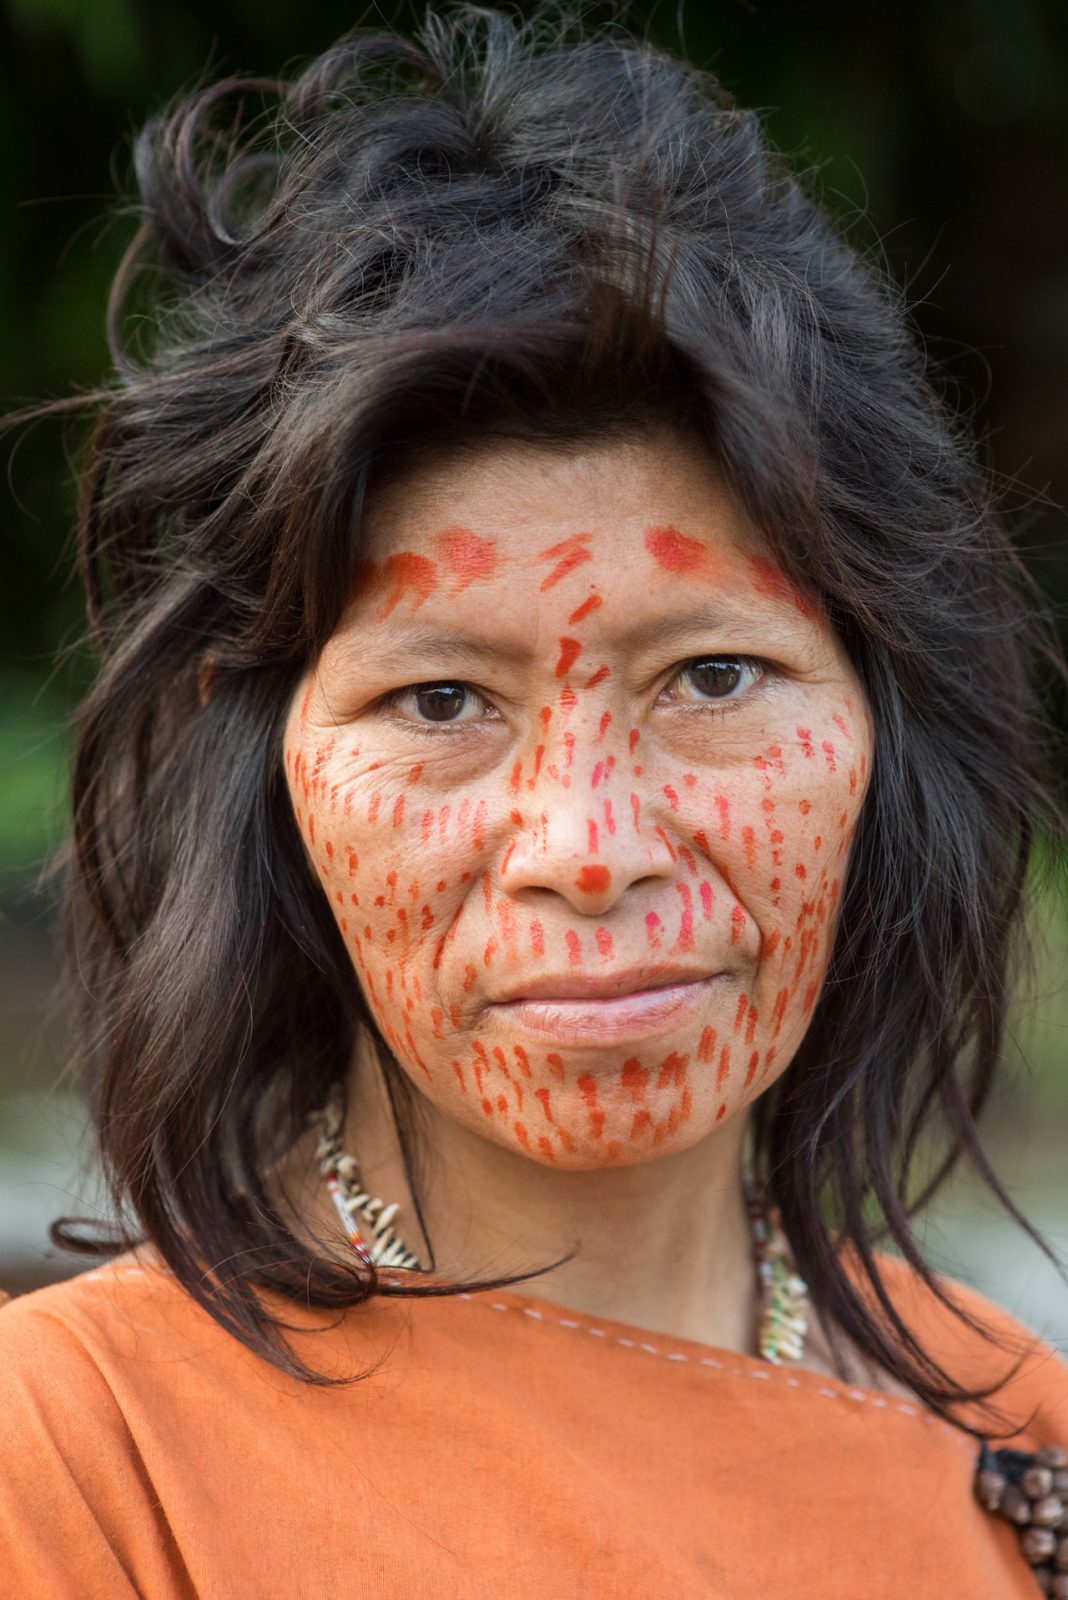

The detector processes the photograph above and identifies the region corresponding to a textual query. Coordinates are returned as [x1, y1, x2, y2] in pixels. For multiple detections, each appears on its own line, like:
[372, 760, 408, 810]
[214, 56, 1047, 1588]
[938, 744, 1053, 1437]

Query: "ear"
[197, 654, 216, 708]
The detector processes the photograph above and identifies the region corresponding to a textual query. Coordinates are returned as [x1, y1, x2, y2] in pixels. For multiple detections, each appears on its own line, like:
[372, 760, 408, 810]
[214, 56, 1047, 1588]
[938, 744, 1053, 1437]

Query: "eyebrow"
[614, 606, 772, 652]
[355, 631, 532, 670]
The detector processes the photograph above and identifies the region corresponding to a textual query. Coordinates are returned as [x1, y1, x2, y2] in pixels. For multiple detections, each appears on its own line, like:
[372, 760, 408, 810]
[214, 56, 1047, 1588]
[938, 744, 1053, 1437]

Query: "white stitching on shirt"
[458, 1289, 974, 1448]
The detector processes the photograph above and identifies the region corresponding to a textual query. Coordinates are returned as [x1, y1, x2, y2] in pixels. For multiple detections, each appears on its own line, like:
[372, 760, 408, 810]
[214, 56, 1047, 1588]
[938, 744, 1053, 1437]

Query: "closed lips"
[488, 973, 716, 1044]
[490, 967, 714, 1004]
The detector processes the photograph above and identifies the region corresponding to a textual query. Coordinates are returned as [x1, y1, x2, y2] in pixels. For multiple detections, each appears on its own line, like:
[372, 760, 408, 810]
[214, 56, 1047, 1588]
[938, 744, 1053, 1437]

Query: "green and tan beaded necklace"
[309, 1091, 810, 1366]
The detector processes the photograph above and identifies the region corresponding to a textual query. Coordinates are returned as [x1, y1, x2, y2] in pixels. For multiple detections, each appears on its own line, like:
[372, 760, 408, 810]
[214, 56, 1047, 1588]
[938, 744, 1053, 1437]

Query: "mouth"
[487, 969, 719, 1045]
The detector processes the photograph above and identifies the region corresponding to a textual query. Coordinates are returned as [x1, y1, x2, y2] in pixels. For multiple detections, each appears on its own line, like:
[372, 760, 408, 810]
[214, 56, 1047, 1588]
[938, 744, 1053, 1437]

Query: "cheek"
[695, 720, 866, 917]
[284, 728, 480, 1054]
[671, 704, 869, 1091]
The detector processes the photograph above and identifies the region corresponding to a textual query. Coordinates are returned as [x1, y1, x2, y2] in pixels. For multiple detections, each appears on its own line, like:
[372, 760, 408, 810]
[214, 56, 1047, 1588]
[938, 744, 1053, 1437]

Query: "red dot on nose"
[576, 864, 611, 894]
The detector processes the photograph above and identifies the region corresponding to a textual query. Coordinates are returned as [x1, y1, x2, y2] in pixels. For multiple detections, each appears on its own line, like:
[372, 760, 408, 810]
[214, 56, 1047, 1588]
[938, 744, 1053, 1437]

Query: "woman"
[2, 8, 1066, 1595]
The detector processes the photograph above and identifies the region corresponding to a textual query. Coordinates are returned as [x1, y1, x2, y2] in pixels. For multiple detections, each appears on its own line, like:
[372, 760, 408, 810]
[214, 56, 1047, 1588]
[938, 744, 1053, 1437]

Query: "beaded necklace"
[309, 1091, 809, 1365]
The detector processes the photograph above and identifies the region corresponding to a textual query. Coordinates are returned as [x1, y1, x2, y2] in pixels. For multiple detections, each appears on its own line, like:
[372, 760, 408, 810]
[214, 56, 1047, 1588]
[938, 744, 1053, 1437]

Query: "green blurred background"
[1, 1, 1065, 1335]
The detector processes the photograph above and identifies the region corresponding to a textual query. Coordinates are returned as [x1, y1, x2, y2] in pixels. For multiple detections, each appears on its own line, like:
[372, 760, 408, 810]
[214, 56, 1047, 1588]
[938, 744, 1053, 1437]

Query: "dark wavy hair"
[48, 6, 1064, 1417]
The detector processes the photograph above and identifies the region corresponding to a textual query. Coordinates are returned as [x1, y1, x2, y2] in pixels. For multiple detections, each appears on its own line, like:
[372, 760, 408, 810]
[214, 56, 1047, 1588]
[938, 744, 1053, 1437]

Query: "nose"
[500, 762, 677, 916]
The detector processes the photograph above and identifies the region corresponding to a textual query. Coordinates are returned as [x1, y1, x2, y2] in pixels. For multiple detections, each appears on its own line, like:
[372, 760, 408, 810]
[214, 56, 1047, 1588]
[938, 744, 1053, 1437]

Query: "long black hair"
[50, 5, 1064, 1420]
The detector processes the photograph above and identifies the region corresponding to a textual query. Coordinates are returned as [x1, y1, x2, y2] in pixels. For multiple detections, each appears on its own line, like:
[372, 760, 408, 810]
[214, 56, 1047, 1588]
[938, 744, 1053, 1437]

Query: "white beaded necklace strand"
[311, 1092, 419, 1271]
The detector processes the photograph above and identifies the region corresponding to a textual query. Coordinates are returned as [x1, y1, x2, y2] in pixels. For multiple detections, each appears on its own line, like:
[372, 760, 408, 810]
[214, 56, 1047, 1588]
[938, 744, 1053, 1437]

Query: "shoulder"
[0, 1251, 411, 1413]
[0, 1256, 226, 1460]
[870, 1250, 1068, 1446]
[0, 1253, 221, 1373]
[0, 1256, 382, 1596]
[0, 1252, 274, 1478]
[0, 1259, 214, 1595]
[0, 1260, 133, 1412]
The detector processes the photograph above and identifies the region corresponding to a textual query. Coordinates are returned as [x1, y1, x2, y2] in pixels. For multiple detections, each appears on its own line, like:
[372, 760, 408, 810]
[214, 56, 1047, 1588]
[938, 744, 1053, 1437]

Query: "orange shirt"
[0, 1254, 1065, 1597]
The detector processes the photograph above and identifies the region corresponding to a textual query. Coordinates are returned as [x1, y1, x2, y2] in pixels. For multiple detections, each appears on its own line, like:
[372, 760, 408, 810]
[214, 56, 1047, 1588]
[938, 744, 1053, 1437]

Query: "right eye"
[378, 681, 494, 728]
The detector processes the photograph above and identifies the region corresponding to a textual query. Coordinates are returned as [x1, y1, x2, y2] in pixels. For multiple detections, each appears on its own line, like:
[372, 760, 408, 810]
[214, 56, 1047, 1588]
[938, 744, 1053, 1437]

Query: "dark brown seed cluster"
[976, 1445, 1068, 1594]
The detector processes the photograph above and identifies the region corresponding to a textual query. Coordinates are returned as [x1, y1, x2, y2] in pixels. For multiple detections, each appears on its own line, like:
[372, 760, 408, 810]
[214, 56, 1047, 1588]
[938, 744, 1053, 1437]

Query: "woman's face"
[283, 432, 873, 1169]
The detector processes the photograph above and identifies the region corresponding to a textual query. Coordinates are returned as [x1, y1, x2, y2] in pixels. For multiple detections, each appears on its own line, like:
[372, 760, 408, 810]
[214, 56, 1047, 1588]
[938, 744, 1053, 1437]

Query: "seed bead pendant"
[744, 1173, 811, 1364]
[309, 1092, 420, 1270]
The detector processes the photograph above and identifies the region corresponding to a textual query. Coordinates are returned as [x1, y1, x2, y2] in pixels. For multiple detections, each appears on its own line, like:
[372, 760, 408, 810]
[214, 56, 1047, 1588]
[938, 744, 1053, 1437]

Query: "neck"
[335, 1034, 760, 1354]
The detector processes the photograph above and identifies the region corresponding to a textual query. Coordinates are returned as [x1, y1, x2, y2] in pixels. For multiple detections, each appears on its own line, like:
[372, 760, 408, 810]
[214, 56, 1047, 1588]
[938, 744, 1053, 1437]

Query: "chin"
[444, 1078, 737, 1171]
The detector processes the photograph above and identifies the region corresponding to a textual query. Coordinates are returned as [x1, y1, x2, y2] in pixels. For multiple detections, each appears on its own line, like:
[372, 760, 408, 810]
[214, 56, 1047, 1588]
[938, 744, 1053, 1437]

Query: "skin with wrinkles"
[283, 433, 873, 1171]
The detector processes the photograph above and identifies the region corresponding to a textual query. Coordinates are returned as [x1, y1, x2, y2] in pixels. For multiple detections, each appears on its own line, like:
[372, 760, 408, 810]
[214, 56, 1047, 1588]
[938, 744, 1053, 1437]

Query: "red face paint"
[437, 527, 498, 593]
[555, 637, 582, 677]
[359, 551, 439, 619]
[569, 592, 602, 625]
[538, 533, 594, 591]
[644, 525, 713, 576]
[747, 554, 814, 618]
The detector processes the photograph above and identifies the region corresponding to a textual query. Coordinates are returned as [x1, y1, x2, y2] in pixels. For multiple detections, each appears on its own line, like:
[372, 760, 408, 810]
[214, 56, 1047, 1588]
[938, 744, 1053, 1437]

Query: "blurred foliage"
[2, 0, 1067, 887]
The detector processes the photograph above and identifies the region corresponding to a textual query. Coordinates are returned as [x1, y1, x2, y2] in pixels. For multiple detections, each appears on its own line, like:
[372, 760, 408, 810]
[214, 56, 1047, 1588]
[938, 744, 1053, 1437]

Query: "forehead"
[318, 427, 850, 703]
[360, 432, 761, 571]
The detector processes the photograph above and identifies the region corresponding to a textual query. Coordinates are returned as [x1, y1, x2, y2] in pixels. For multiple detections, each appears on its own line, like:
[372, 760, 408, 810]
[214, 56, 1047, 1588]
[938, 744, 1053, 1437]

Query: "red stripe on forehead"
[538, 533, 593, 591]
[569, 592, 602, 624]
[436, 527, 498, 593]
[644, 525, 708, 574]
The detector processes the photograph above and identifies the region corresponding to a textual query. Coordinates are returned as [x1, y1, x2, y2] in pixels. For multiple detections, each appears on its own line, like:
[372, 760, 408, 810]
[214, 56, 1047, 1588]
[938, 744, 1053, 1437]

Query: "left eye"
[661, 656, 764, 704]
[380, 681, 492, 726]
